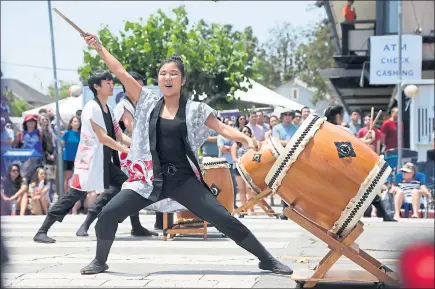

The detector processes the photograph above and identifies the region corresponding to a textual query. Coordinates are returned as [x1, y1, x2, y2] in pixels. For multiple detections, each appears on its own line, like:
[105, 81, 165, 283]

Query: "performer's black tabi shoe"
[131, 227, 159, 237]
[33, 232, 56, 244]
[80, 259, 109, 275]
[259, 258, 294, 275]
[76, 224, 89, 237]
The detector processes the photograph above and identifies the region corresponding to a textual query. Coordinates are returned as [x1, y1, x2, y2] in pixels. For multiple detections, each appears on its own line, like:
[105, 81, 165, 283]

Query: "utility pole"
[397, 0, 403, 167]
[47, 0, 64, 197]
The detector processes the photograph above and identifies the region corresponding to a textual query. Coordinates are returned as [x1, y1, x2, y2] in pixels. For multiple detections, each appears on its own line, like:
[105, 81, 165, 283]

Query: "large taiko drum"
[265, 114, 392, 237]
[236, 136, 284, 194]
[177, 157, 234, 220]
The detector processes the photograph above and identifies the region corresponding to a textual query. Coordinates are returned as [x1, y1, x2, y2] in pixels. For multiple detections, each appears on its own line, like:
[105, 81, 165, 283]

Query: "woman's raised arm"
[84, 34, 142, 102]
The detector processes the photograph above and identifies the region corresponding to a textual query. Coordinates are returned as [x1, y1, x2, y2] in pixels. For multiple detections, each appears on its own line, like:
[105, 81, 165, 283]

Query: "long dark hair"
[31, 167, 47, 186]
[235, 114, 246, 129]
[237, 126, 252, 148]
[4, 163, 23, 190]
[67, 116, 81, 132]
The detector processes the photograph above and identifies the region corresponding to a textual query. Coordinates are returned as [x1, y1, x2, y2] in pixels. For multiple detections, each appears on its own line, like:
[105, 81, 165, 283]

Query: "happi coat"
[71, 99, 120, 191]
[121, 87, 216, 212]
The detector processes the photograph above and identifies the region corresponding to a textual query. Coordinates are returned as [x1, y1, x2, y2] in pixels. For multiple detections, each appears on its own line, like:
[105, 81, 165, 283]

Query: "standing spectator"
[62, 116, 81, 194]
[381, 107, 404, 151]
[272, 110, 298, 147]
[231, 126, 254, 216]
[217, 120, 238, 208]
[202, 128, 219, 157]
[343, 0, 356, 22]
[293, 110, 302, 127]
[28, 167, 50, 215]
[1, 117, 14, 154]
[246, 111, 265, 141]
[46, 108, 65, 133]
[357, 115, 382, 154]
[273, 109, 298, 219]
[39, 113, 57, 201]
[1, 164, 28, 216]
[0, 96, 10, 123]
[265, 115, 279, 139]
[301, 106, 311, 122]
[256, 110, 270, 132]
[75, 110, 82, 119]
[235, 114, 247, 131]
[223, 117, 231, 126]
[348, 109, 361, 136]
[15, 114, 43, 181]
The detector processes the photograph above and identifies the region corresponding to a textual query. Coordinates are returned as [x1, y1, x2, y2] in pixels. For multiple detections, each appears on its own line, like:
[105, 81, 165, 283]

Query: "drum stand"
[232, 189, 278, 218]
[283, 206, 399, 288]
[162, 213, 209, 241]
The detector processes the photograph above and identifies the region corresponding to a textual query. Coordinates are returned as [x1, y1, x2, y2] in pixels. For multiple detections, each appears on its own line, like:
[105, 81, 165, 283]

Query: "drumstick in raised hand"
[52, 8, 87, 36]
[370, 107, 374, 128]
[369, 110, 382, 131]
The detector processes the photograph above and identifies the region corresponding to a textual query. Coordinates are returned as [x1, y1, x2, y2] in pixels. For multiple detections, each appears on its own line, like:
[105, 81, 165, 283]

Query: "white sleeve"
[82, 102, 106, 131]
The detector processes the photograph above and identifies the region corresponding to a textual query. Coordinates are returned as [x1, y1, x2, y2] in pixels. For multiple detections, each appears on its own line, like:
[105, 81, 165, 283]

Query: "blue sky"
[1, 1, 325, 94]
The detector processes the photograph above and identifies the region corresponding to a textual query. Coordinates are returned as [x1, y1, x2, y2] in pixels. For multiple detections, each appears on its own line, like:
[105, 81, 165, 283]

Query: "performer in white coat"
[34, 71, 155, 244]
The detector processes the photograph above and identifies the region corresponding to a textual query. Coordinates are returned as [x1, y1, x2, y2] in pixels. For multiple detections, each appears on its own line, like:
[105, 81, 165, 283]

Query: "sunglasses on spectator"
[283, 113, 292, 116]
[295, 115, 301, 118]
[11, 169, 19, 172]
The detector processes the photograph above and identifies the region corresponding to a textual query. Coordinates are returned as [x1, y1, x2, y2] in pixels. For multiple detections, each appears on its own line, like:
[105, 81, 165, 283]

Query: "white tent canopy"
[234, 79, 305, 111]
[22, 95, 83, 121]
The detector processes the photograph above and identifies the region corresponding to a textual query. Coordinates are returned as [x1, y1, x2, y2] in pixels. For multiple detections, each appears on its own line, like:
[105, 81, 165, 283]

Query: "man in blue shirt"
[202, 128, 219, 157]
[272, 109, 298, 147]
[272, 109, 298, 219]
[217, 120, 238, 208]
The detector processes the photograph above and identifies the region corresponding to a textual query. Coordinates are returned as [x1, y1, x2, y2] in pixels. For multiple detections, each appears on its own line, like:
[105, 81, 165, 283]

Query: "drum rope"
[335, 162, 389, 236]
[266, 115, 321, 189]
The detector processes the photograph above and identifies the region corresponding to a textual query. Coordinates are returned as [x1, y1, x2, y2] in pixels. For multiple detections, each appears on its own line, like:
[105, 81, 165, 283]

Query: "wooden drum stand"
[231, 189, 278, 218]
[283, 206, 399, 288]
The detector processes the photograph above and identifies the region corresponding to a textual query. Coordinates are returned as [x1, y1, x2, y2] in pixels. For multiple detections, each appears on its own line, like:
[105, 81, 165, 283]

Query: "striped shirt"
[396, 180, 422, 202]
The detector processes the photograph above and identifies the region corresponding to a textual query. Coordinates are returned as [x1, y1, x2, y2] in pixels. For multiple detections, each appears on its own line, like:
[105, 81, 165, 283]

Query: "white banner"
[369, 35, 422, 85]
[82, 85, 161, 108]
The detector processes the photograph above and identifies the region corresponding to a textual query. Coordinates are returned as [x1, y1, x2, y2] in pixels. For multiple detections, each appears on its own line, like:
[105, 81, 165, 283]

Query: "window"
[291, 88, 299, 100]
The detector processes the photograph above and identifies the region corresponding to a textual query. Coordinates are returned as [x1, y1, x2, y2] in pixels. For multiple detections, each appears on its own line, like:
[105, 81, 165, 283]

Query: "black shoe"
[80, 259, 109, 275]
[33, 232, 56, 243]
[279, 214, 288, 220]
[76, 224, 89, 237]
[131, 227, 159, 237]
[259, 258, 293, 275]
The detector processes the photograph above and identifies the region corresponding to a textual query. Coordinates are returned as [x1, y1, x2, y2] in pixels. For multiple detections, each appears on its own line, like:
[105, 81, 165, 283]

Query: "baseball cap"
[400, 162, 416, 174]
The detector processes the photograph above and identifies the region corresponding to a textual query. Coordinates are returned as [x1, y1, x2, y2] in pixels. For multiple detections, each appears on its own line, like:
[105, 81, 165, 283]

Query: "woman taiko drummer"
[79, 33, 293, 275]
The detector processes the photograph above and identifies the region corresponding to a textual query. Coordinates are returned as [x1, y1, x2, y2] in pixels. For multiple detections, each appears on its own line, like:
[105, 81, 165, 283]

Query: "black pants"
[47, 162, 140, 222]
[96, 173, 250, 243]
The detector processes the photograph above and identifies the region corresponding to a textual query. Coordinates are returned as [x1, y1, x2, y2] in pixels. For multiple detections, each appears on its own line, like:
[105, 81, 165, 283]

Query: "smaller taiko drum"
[236, 136, 284, 194]
[176, 157, 234, 220]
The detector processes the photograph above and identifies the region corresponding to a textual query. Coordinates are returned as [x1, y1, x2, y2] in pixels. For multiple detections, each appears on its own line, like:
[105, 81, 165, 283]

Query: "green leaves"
[78, 6, 255, 104]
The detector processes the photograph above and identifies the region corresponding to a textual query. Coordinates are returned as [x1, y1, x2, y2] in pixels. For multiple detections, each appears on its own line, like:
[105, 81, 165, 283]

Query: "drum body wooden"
[176, 157, 234, 220]
[236, 136, 283, 193]
[266, 115, 391, 237]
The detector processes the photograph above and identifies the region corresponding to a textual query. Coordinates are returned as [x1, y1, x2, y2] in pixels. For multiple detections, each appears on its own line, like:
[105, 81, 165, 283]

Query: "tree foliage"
[3, 89, 29, 117]
[78, 6, 255, 107]
[294, 22, 336, 105]
[253, 23, 300, 89]
[47, 80, 76, 100]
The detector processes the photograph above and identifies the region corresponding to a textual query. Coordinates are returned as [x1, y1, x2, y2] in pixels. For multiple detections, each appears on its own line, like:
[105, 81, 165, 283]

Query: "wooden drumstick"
[369, 110, 382, 131]
[370, 107, 374, 128]
[52, 8, 87, 36]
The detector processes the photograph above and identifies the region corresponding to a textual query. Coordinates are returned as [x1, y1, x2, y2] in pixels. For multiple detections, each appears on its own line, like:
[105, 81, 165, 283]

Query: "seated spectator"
[390, 163, 430, 220]
[1, 164, 28, 216]
[28, 167, 50, 215]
